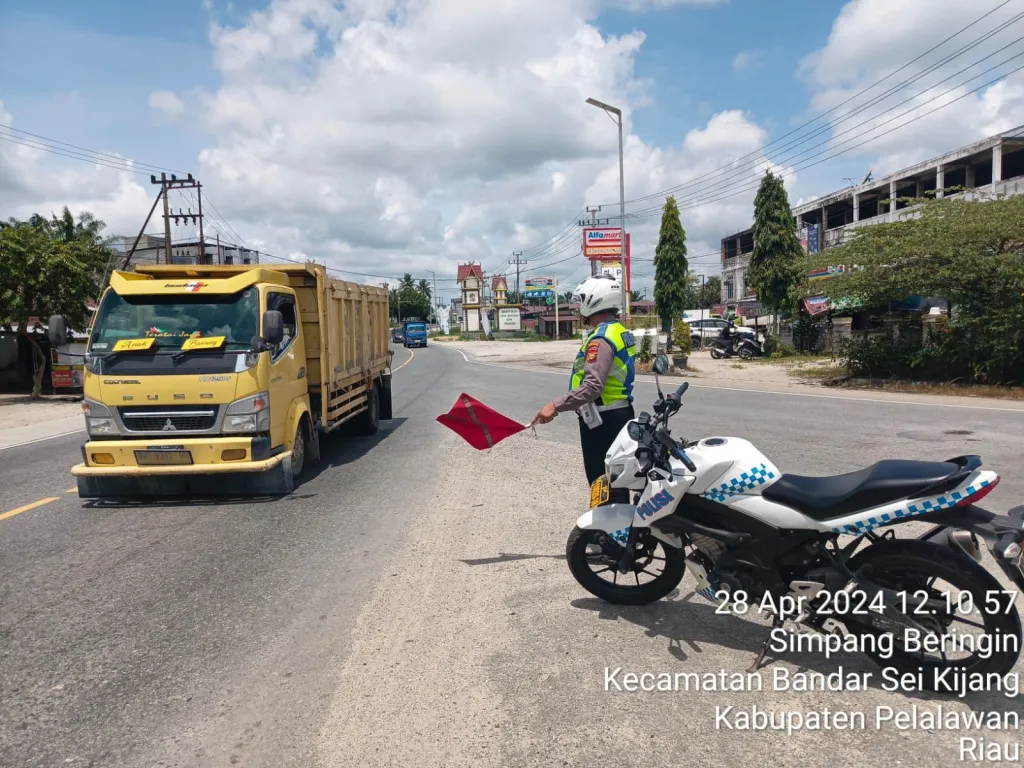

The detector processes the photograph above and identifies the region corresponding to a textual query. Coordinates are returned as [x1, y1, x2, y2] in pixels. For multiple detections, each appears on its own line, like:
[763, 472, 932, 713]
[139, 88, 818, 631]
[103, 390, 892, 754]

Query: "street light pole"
[586, 97, 629, 326]
[426, 270, 437, 322]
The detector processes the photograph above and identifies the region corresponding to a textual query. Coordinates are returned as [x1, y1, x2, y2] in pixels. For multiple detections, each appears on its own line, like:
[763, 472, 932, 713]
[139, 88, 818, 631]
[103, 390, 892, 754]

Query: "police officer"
[531, 275, 636, 494]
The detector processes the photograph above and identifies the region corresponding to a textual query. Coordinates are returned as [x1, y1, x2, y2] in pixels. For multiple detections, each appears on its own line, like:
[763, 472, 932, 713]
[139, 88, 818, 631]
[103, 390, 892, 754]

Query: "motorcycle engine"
[686, 535, 759, 603]
[690, 533, 726, 563]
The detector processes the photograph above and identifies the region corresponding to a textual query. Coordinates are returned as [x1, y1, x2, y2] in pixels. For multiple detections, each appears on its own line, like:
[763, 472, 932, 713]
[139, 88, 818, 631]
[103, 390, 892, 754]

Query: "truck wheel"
[690, 336, 701, 350]
[291, 419, 307, 478]
[355, 386, 380, 436]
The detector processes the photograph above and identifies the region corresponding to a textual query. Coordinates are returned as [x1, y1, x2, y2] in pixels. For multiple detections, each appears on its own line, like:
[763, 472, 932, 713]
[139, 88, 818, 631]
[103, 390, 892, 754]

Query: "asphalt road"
[2, 344, 1023, 767]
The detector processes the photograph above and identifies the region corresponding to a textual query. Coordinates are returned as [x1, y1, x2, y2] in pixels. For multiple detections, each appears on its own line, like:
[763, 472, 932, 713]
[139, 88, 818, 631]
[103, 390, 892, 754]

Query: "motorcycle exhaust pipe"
[942, 528, 984, 563]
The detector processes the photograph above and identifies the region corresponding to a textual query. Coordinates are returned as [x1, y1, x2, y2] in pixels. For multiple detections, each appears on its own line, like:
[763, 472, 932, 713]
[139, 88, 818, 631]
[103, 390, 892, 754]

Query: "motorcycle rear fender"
[576, 503, 684, 549]
[915, 504, 1024, 592]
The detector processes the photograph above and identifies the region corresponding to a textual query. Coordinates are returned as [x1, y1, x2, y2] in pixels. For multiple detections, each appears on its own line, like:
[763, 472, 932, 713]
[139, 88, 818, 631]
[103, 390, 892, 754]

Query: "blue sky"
[3, 0, 1019, 299]
[0, 0, 846, 187]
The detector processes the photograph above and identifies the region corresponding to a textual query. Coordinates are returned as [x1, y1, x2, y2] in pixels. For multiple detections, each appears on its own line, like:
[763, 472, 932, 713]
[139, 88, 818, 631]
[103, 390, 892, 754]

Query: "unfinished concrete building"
[719, 124, 1024, 314]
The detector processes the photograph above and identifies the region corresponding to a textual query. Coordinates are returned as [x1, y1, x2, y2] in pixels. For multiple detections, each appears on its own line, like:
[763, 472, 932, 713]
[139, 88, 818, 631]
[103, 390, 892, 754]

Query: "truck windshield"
[89, 289, 259, 352]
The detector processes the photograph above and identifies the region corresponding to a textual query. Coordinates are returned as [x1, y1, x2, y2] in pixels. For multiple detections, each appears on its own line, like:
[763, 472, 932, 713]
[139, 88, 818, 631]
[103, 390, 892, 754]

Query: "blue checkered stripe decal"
[702, 463, 777, 502]
[831, 480, 992, 535]
[610, 528, 630, 545]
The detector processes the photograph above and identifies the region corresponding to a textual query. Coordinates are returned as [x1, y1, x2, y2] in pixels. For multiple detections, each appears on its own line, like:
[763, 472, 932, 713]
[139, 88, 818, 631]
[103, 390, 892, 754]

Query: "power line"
[0, 123, 191, 176]
[600, 0, 1021, 209]
[620, 53, 1024, 223]
[621, 29, 1024, 219]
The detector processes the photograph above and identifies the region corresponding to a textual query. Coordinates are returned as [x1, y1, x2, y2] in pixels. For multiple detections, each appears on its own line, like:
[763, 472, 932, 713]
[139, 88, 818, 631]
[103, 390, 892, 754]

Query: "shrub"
[672, 320, 692, 355]
[638, 333, 653, 363]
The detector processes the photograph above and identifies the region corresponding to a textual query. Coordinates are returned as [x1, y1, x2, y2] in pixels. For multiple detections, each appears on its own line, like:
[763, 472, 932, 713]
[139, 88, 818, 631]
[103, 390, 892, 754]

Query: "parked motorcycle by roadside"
[566, 354, 1024, 691]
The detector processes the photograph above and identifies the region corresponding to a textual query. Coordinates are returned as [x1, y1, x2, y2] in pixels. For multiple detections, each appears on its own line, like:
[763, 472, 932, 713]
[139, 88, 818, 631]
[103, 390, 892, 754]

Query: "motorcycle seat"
[761, 459, 962, 521]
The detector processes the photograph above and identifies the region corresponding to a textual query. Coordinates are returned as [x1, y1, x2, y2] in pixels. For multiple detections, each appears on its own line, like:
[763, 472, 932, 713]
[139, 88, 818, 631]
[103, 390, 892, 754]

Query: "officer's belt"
[595, 400, 631, 412]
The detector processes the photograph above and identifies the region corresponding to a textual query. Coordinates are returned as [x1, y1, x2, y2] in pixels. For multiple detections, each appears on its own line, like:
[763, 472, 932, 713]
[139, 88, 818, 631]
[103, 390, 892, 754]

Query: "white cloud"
[732, 50, 758, 72]
[0, 0, 759, 299]
[148, 90, 185, 118]
[797, 0, 1024, 178]
[186, 0, 765, 292]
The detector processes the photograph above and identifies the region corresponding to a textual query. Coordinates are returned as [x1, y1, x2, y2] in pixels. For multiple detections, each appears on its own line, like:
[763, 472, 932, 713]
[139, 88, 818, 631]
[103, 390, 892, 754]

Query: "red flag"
[437, 393, 527, 450]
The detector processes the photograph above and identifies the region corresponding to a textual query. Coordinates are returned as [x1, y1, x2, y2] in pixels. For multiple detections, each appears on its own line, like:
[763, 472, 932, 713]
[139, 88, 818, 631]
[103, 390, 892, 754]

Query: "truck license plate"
[589, 475, 610, 508]
[135, 450, 193, 466]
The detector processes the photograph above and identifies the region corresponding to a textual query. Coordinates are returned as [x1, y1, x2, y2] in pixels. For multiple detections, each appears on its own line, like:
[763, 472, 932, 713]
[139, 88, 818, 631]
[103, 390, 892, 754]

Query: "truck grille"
[118, 405, 218, 433]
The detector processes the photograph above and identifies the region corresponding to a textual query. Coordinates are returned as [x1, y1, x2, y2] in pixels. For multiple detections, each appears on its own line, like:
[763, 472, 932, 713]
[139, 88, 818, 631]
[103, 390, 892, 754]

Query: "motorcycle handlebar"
[655, 425, 697, 472]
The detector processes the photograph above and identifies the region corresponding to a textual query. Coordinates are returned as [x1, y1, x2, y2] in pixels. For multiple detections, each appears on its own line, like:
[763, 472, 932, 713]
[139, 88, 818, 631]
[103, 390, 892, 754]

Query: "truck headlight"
[82, 398, 117, 436]
[224, 391, 270, 433]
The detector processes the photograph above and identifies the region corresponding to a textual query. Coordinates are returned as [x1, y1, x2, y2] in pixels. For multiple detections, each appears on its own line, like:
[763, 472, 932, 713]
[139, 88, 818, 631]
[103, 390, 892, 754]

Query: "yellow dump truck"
[48, 263, 392, 498]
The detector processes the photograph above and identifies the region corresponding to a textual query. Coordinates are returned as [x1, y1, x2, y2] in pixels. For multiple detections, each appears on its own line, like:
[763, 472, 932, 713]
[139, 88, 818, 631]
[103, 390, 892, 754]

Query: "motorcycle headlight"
[82, 398, 117, 436]
[223, 391, 270, 433]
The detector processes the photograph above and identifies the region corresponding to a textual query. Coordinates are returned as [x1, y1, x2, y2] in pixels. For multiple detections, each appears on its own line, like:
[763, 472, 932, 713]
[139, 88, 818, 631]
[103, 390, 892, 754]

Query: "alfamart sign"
[583, 227, 623, 259]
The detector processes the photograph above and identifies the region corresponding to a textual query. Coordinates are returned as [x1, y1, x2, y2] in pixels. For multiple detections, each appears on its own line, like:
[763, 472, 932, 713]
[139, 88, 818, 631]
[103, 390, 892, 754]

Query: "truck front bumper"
[72, 436, 294, 497]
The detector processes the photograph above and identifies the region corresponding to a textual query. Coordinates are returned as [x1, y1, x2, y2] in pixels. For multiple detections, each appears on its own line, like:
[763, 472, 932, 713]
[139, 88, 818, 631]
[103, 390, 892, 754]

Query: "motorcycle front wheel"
[738, 346, 754, 359]
[566, 526, 685, 605]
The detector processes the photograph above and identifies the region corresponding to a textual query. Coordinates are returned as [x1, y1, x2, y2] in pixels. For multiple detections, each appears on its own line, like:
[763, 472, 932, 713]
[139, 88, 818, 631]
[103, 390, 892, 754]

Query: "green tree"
[0, 215, 112, 397]
[748, 171, 802, 330]
[629, 289, 644, 302]
[699, 276, 722, 308]
[653, 196, 689, 351]
[809, 194, 1024, 383]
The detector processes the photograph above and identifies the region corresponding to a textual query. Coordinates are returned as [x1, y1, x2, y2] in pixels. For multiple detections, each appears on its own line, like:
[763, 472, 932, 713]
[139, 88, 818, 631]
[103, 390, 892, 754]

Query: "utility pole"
[579, 206, 611, 276]
[151, 172, 206, 264]
[510, 251, 527, 298]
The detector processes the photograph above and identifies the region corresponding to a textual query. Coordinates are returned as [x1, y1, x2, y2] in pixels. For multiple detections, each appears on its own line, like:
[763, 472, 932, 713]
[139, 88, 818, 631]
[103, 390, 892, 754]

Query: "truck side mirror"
[262, 310, 284, 346]
[48, 315, 67, 347]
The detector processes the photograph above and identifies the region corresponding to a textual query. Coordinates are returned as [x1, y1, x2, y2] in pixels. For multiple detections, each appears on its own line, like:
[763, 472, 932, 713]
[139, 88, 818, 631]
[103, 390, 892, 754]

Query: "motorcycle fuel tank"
[681, 437, 781, 500]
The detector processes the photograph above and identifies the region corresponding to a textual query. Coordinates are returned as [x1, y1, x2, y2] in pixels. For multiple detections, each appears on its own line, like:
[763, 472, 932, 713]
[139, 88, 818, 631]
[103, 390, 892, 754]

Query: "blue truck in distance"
[403, 320, 428, 348]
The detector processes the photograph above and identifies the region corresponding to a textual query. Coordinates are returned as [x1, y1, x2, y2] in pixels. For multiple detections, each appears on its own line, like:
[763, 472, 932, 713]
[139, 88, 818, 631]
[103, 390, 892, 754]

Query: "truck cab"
[51, 264, 391, 498]
[403, 321, 427, 348]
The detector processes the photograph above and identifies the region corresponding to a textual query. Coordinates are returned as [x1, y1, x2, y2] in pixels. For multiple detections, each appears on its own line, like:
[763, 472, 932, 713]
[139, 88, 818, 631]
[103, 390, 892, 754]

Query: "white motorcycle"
[567, 354, 1024, 687]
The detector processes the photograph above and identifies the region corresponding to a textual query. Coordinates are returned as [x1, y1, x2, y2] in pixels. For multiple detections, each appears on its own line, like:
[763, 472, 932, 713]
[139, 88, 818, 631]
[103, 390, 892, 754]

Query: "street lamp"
[586, 97, 629, 324]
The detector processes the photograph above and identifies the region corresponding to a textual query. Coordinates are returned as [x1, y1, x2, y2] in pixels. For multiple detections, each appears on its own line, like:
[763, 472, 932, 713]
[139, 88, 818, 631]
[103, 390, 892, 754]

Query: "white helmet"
[571, 274, 621, 318]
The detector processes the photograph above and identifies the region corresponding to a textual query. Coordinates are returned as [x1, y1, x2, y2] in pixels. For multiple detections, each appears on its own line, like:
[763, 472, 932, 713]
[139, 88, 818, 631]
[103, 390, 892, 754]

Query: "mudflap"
[379, 373, 393, 421]
[76, 456, 295, 499]
[576, 503, 683, 548]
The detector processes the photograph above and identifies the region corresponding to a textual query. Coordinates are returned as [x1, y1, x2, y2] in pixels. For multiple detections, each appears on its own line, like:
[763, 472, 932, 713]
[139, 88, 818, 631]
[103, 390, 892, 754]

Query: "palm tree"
[630, 289, 644, 302]
[400, 273, 415, 291]
[417, 279, 431, 300]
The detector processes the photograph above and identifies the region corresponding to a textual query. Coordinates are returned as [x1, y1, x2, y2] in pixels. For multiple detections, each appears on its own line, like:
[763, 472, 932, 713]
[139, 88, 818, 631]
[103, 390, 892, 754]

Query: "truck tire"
[354, 385, 380, 436]
[291, 419, 307, 479]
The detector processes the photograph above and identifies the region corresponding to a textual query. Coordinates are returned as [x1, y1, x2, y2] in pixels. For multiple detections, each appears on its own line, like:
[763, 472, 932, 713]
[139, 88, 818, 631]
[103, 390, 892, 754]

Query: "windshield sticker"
[92, 343, 109, 350]
[112, 337, 156, 352]
[180, 335, 226, 351]
[161, 281, 206, 292]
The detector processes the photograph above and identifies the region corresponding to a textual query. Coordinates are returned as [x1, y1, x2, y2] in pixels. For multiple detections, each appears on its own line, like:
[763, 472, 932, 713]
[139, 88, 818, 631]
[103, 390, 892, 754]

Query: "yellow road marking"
[392, 349, 414, 373]
[0, 496, 60, 522]
[66, 487, 78, 493]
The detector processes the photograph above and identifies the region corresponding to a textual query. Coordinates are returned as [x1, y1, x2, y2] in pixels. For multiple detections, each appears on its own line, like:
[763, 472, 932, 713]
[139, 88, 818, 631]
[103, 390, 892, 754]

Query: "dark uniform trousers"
[579, 403, 635, 504]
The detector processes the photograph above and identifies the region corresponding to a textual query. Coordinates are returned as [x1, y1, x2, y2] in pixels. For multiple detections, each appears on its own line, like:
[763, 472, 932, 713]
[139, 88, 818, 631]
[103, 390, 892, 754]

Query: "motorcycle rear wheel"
[566, 526, 685, 605]
[843, 539, 1022, 688]
[710, 347, 724, 360]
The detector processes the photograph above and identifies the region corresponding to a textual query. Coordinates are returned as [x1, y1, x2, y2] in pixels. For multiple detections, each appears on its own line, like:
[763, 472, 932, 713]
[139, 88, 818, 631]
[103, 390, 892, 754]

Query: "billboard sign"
[497, 308, 522, 331]
[583, 227, 623, 260]
[806, 223, 819, 254]
[600, 262, 622, 281]
[808, 265, 846, 280]
[524, 276, 555, 299]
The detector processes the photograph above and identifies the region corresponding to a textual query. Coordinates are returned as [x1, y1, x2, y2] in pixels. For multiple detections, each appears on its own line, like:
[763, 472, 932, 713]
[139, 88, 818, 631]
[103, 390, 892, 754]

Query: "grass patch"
[839, 379, 1024, 400]
[788, 364, 848, 380]
[731, 363, 746, 369]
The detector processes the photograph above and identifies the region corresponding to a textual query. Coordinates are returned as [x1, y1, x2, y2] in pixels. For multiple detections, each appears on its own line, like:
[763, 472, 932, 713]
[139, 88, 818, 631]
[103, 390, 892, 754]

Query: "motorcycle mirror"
[652, 354, 668, 397]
